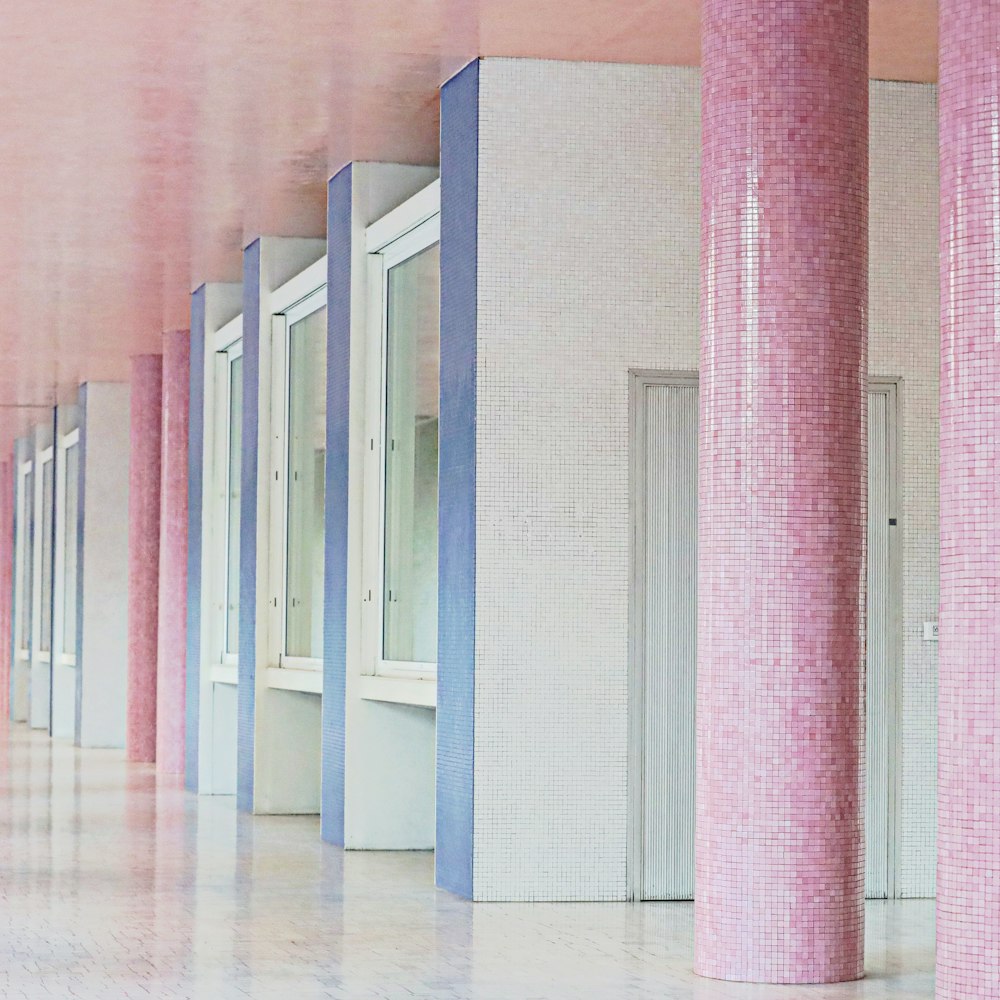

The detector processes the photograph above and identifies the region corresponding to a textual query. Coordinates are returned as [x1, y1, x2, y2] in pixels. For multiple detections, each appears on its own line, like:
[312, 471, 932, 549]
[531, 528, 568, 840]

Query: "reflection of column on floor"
[127, 355, 162, 763]
[938, 5, 1000, 996]
[156, 330, 190, 775]
[696, 0, 868, 985]
[0, 458, 11, 724]
[123, 761, 157, 970]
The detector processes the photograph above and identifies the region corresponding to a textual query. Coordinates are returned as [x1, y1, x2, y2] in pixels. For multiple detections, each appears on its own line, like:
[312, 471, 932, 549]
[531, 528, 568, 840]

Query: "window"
[283, 302, 327, 660]
[223, 342, 243, 658]
[16, 461, 33, 657]
[58, 432, 80, 662]
[365, 183, 440, 679]
[269, 280, 327, 671]
[38, 449, 54, 658]
[207, 317, 243, 672]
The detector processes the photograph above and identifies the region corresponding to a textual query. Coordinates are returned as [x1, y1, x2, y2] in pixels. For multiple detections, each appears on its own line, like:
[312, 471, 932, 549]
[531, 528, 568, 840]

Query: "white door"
[634, 377, 698, 901]
[865, 384, 896, 899]
[634, 375, 896, 901]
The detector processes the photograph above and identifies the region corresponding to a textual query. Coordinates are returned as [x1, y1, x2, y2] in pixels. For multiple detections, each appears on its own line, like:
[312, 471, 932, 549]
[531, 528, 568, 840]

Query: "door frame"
[627, 371, 903, 902]
[868, 377, 902, 899]
[627, 368, 698, 902]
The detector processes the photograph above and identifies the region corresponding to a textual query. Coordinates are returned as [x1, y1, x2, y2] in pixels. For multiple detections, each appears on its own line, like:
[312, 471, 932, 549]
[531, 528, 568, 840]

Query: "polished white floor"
[0, 724, 934, 999]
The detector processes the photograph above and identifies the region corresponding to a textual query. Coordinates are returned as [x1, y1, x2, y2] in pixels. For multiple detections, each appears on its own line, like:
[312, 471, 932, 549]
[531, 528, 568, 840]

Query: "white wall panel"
[472, 61, 938, 900]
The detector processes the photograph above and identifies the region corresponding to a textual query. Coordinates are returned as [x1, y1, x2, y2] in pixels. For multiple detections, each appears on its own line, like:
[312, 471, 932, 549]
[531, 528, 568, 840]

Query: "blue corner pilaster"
[185, 286, 207, 792]
[321, 165, 353, 846]
[436, 59, 479, 899]
[237, 242, 262, 813]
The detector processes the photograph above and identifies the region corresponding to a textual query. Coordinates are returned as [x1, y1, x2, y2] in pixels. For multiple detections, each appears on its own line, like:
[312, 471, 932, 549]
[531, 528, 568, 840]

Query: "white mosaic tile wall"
[473, 59, 938, 901]
[869, 80, 938, 898]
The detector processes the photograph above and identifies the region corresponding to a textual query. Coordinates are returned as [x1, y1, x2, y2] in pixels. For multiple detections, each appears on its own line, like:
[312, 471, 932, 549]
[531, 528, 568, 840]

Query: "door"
[633, 375, 897, 901]
[633, 376, 698, 901]
[865, 383, 896, 898]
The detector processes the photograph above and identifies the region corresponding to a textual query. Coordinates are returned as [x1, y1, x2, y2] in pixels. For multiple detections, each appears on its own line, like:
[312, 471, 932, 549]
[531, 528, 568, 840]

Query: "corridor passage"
[0, 724, 933, 999]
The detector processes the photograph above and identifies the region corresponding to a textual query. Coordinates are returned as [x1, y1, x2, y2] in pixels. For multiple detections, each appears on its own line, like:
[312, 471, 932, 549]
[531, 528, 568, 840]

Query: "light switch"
[923, 621, 939, 642]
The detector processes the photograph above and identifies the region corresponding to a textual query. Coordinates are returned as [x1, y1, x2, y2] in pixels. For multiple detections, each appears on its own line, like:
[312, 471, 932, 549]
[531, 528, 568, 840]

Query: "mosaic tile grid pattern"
[75, 383, 132, 751]
[938, 5, 1000, 995]
[472, 59, 700, 900]
[10, 436, 30, 724]
[73, 388, 88, 746]
[156, 330, 190, 776]
[0, 725, 936, 1000]
[697, 3, 868, 982]
[237, 239, 261, 813]
[438, 60, 479, 899]
[322, 165, 352, 847]
[126, 355, 162, 764]
[467, 59, 937, 907]
[185, 289, 206, 792]
[0, 459, 11, 725]
[868, 81, 939, 900]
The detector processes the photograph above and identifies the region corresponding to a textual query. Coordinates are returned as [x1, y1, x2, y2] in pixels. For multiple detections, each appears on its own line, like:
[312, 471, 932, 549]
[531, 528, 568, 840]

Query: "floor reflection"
[0, 724, 934, 999]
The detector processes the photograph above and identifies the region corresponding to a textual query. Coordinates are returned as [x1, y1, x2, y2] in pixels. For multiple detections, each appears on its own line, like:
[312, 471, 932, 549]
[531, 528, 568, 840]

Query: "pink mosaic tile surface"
[696, 0, 868, 984]
[0, 460, 11, 723]
[938, 4, 1000, 996]
[155, 331, 189, 775]
[127, 355, 162, 763]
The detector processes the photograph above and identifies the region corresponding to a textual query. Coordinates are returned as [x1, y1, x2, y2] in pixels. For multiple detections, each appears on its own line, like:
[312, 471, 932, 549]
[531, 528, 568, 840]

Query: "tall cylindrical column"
[155, 330, 190, 775]
[938, 5, 1000, 996]
[696, 0, 868, 984]
[127, 355, 163, 762]
[0, 458, 12, 724]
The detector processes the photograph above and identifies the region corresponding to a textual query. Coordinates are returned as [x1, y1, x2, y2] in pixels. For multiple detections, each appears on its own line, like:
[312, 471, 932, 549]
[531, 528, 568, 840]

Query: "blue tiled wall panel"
[436, 59, 479, 899]
[185, 287, 207, 792]
[237, 242, 261, 813]
[322, 165, 353, 846]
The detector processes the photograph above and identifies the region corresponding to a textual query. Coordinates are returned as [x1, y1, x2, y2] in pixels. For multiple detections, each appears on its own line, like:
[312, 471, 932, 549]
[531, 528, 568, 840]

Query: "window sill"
[209, 664, 238, 686]
[358, 674, 436, 709]
[266, 666, 322, 695]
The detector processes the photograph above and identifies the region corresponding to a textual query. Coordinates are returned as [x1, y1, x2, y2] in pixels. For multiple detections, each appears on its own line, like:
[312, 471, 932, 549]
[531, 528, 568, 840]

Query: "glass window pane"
[225, 353, 243, 656]
[19, 469, 33, 649]
[40, 459, 53, 654]
[62, 444, 79, 657]
[382, 243, 439, 664]
[285, 307, 327, 659]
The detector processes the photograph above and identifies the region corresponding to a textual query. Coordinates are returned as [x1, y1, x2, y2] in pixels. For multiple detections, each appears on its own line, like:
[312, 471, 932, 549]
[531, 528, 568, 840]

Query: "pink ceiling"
[1, 0, 937, 445]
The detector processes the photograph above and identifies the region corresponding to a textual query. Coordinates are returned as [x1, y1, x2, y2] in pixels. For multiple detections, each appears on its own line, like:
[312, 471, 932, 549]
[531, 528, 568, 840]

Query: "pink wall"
[127, 355, 163, 763]
[696, 0, 868, 984]
[155, 331, 189, 775]
[938, 4, 1000, 996]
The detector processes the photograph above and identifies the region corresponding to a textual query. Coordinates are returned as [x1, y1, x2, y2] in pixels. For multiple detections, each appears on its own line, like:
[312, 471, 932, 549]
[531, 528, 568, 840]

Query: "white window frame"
[54, 428, 80, 667]
[267, 261, 327, 676]
[205, 313, 244, 686]
[14, 458, 33, 661]
[33, 445, 55, 664]
[363, 182, 440, 681]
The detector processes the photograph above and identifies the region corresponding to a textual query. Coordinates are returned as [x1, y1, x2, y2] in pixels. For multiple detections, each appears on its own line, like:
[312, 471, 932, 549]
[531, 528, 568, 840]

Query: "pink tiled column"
[696, 0, 868, 985]
[0, 458, 11, 723]
[938, 5, 1000, 996]
[155, 330, 189, 775]
[127, 355, 163, 763]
